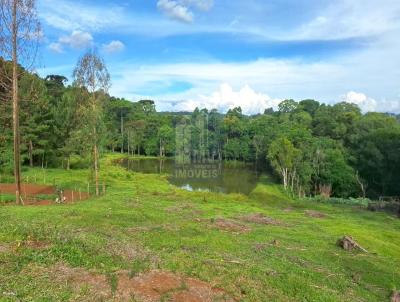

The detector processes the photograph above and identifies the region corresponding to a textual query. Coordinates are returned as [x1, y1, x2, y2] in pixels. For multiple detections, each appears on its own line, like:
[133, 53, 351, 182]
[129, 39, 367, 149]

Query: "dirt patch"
[22, 239, 52, 250]
[24, 263, 234, 302]
[305, 210, 327, 218]
[0, 243, 11, 253]
[20, 263, 111, 301]
[116, 270, 234, 302]
[165, 204, 204, 219]
[213, 218, 251, 233]
[0, 183, 89, 206]
[105, 239, 159, 268]
[239, 213, 284, 226]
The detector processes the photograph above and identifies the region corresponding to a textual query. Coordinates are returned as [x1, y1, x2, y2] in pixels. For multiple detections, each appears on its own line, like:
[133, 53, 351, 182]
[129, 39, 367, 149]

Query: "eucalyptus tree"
[0, 0, 41, 204]
[73, 49, 110, 196]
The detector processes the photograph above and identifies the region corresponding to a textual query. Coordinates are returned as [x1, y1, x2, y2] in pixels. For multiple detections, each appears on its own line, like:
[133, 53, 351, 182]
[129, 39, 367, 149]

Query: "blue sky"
[37, 0, 400, 114]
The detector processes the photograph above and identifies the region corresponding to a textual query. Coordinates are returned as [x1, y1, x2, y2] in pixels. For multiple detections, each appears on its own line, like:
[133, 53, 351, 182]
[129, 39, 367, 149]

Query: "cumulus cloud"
[102, 40, 125, 54]
[341, 91, 378, 113]
[49, 30, 93, 53]
[341, 91, 400, 113]
[157, 0, 193, 23]
[156, 0, 213, 23]
[173, 83, 281, 114]
[59, 30, 93, 49]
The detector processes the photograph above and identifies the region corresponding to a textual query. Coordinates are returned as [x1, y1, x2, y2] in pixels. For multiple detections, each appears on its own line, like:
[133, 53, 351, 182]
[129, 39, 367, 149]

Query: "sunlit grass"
[0, 154, 399, 301]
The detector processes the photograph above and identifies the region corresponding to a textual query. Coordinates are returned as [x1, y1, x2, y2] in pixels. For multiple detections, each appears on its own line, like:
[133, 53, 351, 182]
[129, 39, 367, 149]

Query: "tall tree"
[0, 0, 40, 204]
[73, 49, 110, 196]
[267, 137, 300, 190]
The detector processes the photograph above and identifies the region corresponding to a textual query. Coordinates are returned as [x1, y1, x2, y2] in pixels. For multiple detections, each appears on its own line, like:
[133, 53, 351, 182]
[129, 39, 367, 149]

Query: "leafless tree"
[0, 0, 40, 204]
[73, 49, 110, 196]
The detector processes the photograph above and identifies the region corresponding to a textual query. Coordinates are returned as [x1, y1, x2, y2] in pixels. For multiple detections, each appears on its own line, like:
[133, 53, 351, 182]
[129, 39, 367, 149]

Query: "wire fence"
[0, 173, 108, 204]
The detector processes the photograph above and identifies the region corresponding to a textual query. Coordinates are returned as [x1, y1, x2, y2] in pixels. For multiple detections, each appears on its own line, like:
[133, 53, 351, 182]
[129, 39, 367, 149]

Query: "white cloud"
[39, 0, 124, 32]
[59, 30, 93, 49]
[107, 49, 400, 113]
[48, 30, 93, 53]
[157, 0, 193, 23]
[174, 83, 281, 114]
[341, 91, 400, 113]
[48, 42, 63, 53]
[289, 0, 400, 40]
[102, 40, 125, 54]
[341, 91, 377, 113]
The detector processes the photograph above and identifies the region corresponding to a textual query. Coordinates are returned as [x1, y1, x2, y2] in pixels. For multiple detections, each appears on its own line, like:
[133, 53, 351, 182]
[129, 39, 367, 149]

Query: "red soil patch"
[41, 264, 234, 302]
[0, 183, 89, 206]
[116, 270, 234, 302]
[305, 210, 327, 218]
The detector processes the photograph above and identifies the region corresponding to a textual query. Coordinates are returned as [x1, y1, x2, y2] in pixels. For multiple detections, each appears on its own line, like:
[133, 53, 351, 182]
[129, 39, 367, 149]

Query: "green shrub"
[303, 195, 371, 207]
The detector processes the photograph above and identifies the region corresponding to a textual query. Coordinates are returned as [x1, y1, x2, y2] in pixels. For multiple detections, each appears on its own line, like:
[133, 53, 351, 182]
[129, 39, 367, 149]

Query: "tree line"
[0, 1, 399, 202]
[1, 60, 399, 200]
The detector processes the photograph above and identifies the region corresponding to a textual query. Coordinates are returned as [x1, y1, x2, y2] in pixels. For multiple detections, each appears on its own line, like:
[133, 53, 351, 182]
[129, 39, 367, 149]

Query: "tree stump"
[392, 290, 400, 302]
[337, 236, 368, 253]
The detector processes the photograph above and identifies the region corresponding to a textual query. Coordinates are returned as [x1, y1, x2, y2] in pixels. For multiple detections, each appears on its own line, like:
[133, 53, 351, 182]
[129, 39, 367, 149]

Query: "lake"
[119, 158, 261, 195]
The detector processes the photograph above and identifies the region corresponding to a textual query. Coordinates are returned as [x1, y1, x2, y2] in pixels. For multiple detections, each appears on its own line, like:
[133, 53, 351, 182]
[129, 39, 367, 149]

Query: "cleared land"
[0, 154, 399, 301]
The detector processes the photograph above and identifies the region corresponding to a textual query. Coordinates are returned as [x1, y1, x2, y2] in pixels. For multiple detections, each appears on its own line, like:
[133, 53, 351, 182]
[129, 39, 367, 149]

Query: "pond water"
[119, 158, 261, 195]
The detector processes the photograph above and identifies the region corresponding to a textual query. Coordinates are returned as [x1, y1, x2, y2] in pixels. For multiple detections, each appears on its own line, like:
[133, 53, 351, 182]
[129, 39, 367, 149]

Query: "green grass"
[0, 154, 399, 301]
[0, 193, 16, 205]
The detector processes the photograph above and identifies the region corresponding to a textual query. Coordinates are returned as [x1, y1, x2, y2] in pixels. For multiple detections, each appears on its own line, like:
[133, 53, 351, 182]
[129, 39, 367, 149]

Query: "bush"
[303, 195, 371, 207]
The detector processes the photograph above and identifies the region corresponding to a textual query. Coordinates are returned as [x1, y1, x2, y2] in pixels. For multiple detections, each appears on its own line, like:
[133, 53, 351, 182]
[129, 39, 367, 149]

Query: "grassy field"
[0, 154, 399, 301]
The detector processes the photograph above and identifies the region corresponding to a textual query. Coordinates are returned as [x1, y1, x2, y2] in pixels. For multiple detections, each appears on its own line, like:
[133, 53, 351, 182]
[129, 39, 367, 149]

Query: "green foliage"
[303, 195, 371, 207]
[0, 58, 398, 199]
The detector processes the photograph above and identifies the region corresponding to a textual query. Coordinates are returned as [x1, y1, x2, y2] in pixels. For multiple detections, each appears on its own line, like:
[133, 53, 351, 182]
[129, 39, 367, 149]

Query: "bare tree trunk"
[94, 136, 99, 196]
[356, 171, 367, 198]
[127, 131, 130, 155]
[120, 110, 124, 153]
[12, 1, 22, 205]
[29, 140, 33, 167]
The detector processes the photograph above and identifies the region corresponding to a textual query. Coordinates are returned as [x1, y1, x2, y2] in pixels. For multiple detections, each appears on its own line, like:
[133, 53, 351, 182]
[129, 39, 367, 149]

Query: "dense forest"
[1, 58, 399, 200]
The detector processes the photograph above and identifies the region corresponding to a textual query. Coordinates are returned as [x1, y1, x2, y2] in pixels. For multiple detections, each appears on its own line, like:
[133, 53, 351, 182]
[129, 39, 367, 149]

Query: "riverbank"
[0, 154, 399, 301]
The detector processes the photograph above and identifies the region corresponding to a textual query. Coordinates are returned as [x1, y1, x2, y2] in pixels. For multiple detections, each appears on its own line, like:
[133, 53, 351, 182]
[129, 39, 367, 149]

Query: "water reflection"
[120, 158, 260, 195]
